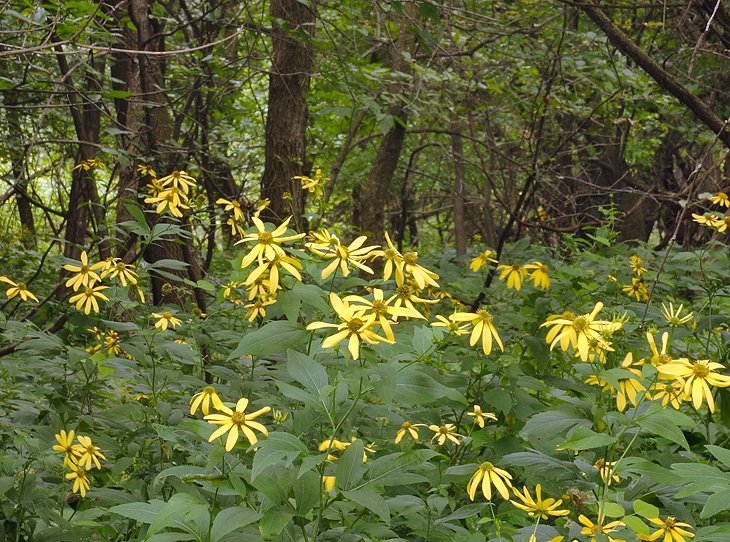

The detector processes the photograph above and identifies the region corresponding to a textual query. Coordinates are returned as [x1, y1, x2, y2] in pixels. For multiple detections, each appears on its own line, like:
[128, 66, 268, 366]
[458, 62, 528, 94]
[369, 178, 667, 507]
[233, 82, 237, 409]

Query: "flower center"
[573, 316, 589, 332]
[438, 426, 449, 434]
[480, 461, 494, 471]
[115, 263, 126, 271]
[476, 309, 492, 323]
[692, 363, 709, 378]
[396, 286, 411, 298]
[231, 412, 246, 424]
[371, 300, 388, 315]
[347, 318, 364, 332]
[258, 232, 274, 244]
[84, 287, 94, 295]
[162, 311, 172, 319]
[403, 252, 418, 265]
[664, 517, 676, 530]
[80, 265, 89, 273]
[384, 248, 398, 259]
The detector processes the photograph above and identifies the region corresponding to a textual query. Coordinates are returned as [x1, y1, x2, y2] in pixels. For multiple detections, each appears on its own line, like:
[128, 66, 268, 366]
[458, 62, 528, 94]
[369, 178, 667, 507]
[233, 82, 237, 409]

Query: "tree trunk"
[356, 7, 416, 243]
[451, 127, 467, 257]
[260, 0, 314, 226]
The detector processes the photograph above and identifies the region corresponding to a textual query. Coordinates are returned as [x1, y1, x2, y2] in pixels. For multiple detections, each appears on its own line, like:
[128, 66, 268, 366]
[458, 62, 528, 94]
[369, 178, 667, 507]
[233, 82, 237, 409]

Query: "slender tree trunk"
[260, 0, 315, 226]
[356, 7, 416, 243]
[3, 91, 36, 242]
[451, 126, 467, 257]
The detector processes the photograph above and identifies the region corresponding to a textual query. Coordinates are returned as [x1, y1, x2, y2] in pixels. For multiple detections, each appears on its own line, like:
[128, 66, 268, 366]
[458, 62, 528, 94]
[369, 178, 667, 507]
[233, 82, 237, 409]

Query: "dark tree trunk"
[260, 0, 315, 226]
[356, 8, 416, 243]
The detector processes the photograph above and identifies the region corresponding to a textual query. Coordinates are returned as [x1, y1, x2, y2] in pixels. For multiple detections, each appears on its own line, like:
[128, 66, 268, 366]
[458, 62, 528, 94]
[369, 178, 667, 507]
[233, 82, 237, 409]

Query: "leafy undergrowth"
[1, 208, 729, 542]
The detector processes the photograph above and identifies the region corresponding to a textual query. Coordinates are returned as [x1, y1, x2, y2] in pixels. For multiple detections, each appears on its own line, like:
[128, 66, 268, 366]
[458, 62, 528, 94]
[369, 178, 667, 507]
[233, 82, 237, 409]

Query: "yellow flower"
[53, 429, 78, 468]
[467, 462, 512, 501]
[395, 422, 424, 444]
[73, 435, 106, 470]
[294, 168, 327, 195]
[578, 514, 625, 541]
[104, 330, 122, 355]
[644, 331, 674, 366]
[307, 233, 380, 279]
[629, 254, 647, 276]
[65, 465, 90, 497]
[222, 281, 240, 299]
[391, 283, 437, 316]
[467, 405, 497, 428]
[151, 311, 182, 330]
[244, 297, 276, 321]
[246, 271, 280, 300]
[0, 276, 39, 302]
[623, 277, 649, 301]
[660, 302, 693, 326]
[428, 423, 461, 445]
[711, 191, 730, 207]
[450, 307, 504, 355]
[615, 353, 646, 412]
[639, 516, 694, 541]
[63, 251, 105, 291]
[540, 302, 619, 361]
[244, 252, 302, 293]
[496, 263, 529, 290]
[68, 284, 109, 314]
[714, 215, 730, 232]
[594, 458, 620, 485]
[510, 484, 569, 520]
[648, 379, 686, 409]
[382, 231, 404, 281]
[657, 359, 730, 412]
[190, 386, 224, 415]
[525, 261, 550, 289]
[216, 197, 245, 222]
[469, 250, 498, 272]
[431, 315, 470, 335]
[253, 198, 270, 218]
[322, 475, 336, 492]
[73, 158, 104, 171]
[692, 212, 720, 227]
[204, 397, 271, 451]
[542, 311, 577, 352]
[398, 250, 439, 289]
[138, 164, 156, 178]
[344, 288, 424, 342]
[100, 258, 138, 286]
[306, 293, 393, 360]
[236, 216, 304, 268]
[144, 186, 190, 217]
[157, 170, 196, 194]
[318, 438, 350, 453]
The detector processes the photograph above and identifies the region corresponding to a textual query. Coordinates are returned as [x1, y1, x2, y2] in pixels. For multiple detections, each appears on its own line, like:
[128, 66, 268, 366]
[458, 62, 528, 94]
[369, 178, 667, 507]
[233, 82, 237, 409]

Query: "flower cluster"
[53, 430, 106, 497]
[63, 251, 141, 314]
[190, 386, 271, 452]
[143, 168, 197, 218]
[0, 276, 39, 302]
[692, 191, 730, 233]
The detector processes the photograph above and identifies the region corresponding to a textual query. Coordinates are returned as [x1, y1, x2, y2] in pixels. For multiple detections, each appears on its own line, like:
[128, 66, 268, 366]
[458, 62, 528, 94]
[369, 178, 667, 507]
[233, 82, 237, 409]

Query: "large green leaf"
[636, 408, 690, 450]
[557, 426, 616, 451]
[342, 489, 391, 524]
[287, 350, 328, 394]
[108, 500, 166, 524]
[210, 507, 260, 542]
[147, 493, 208, 537]
[393, 364, 465, 405]
[228, 321, 309, 359]
[336, 439, 365, 491]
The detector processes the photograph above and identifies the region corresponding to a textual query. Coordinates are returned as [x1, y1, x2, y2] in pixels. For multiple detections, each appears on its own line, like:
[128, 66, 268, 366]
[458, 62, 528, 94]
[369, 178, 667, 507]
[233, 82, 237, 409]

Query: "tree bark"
[260, 0, 315, 226]
[451, 127, 467, 257]
[580, 1, 730, 148]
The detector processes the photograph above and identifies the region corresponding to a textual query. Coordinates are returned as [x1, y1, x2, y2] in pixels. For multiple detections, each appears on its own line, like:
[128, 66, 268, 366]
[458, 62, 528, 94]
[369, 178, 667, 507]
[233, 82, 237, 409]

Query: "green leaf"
[362, 449, 438, 488]
[108, 500, 166, 524]
[623, 514, 650, 535]
[603, 502, 625, 518]
[251, 432, 308, 481]
[228, 321, 309, 359]
[701, 489, 730, 519]
[147, 493, 208, 537]
[287, 350, 327, 394]
[258, 507, 293, 538]
[336, 439, 365, 491]
[706, 445, 730, 468]
[394, 364, 465, 405]
[210, 507, 260, 542]
[342, 489, 390, 524]
[556, 426, 616, 451]
[633, 499, 659, 519]
[636, 408, 690, 450]
[521, 408, 591, 449]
